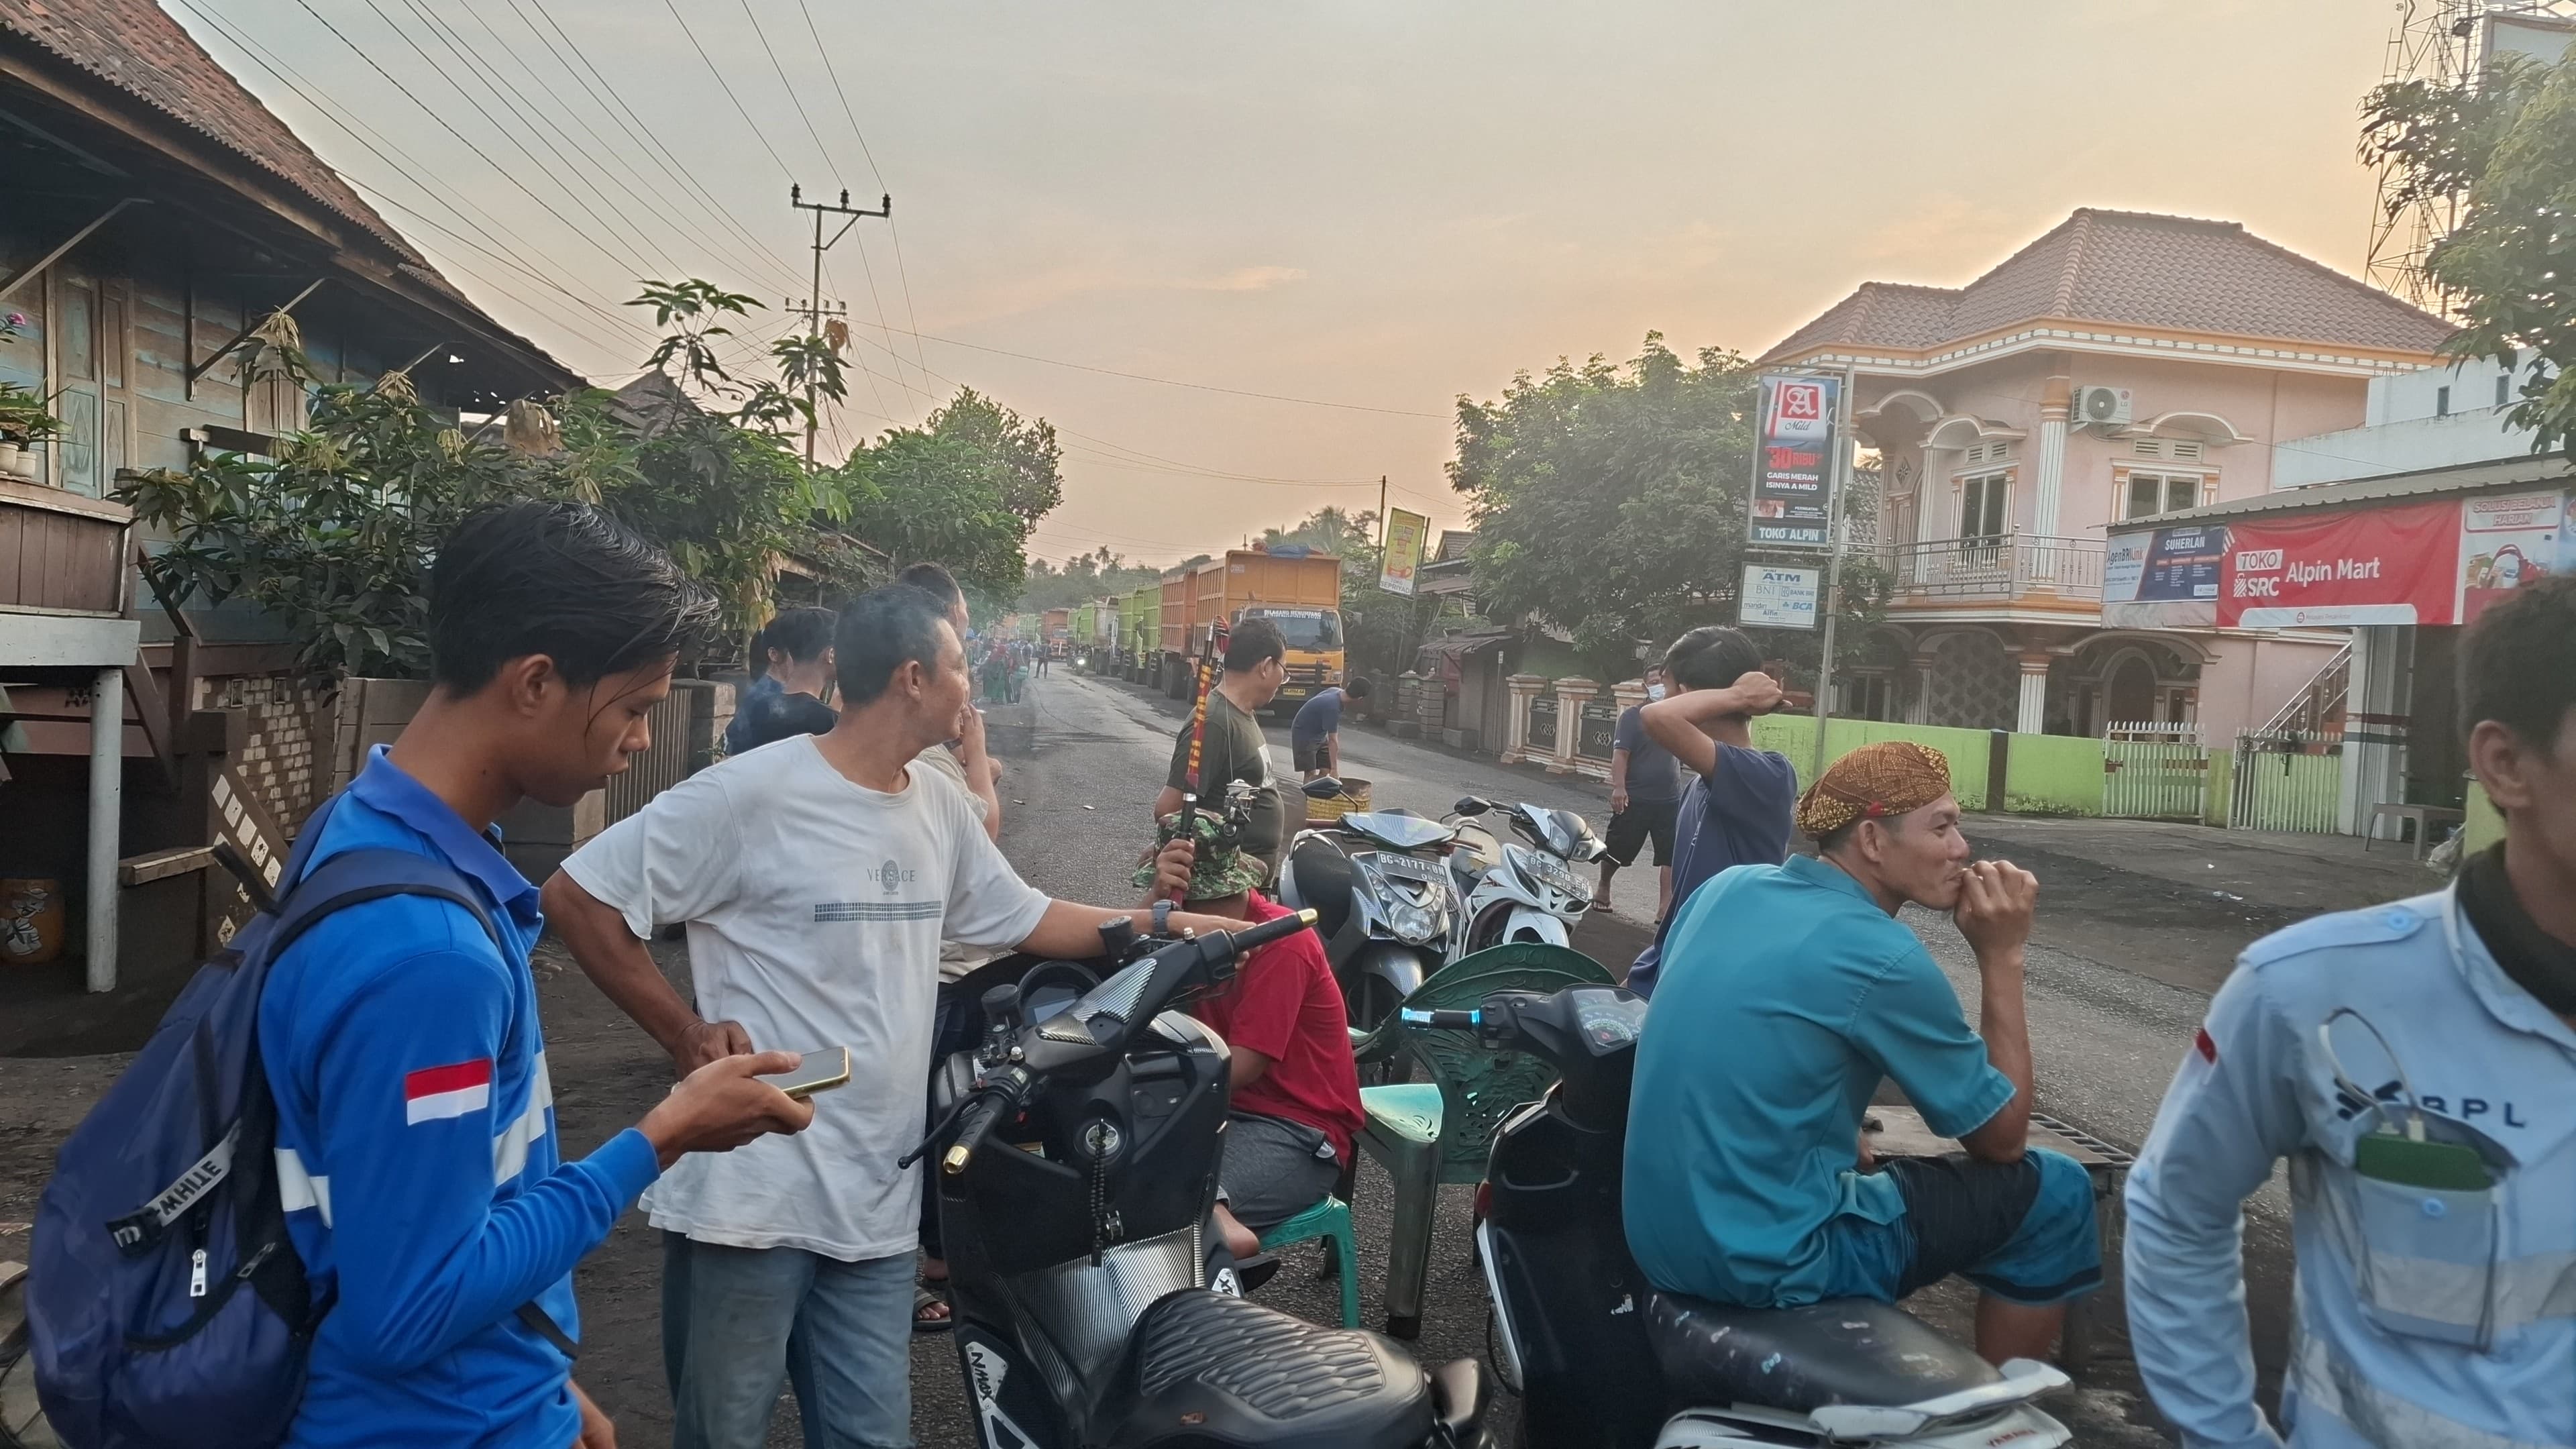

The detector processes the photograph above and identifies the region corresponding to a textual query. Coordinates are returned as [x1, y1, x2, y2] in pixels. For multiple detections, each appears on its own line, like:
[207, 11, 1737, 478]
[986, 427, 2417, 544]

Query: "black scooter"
[1277, 775, 1464, 1041]
[1409, 987, 2073, 1448]
[912, 910, 1493, 1449]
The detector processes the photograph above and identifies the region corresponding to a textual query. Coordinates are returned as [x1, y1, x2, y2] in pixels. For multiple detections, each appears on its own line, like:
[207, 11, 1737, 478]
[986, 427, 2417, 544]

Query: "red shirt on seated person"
[1142, 817, 1364, 1260]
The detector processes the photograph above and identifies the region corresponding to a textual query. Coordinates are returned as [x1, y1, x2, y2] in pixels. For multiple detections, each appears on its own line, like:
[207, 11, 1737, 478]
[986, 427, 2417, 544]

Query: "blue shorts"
[1823, 1148, 2102, 1307]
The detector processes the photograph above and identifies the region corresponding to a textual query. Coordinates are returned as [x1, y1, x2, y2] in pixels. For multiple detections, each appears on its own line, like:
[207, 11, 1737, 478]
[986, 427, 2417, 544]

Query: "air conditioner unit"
[2074, 386, 2133, 427]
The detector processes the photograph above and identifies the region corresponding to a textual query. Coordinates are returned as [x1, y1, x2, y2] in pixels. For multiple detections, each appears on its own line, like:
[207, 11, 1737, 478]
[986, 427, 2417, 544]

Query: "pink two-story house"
[1757, 209, 2453, 737]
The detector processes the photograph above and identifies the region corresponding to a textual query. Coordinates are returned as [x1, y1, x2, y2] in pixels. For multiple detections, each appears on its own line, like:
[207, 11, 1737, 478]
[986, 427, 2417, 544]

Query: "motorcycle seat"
[1285, 838, 1356, 943]
[1097, 1289, 1433, 1449]
[1643, 1293, 1997, 1415]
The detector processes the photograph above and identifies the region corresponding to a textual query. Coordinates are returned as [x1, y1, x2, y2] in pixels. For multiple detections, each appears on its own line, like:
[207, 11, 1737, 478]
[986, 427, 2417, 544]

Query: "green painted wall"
[2204, 750, 2234, 828]
[1749, 716, 1999, 810]
[2003, 734, 2106, 816]
[2464, 778, 2503, 854]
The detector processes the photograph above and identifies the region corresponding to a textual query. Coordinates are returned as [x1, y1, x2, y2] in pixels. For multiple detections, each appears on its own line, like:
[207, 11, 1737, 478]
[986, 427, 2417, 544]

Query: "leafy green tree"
[2365, 48, 2576, 458]
[839, 386, 1070, 607]
[1018, 546, 1165, 612]
[1450, 333, 1886, 682]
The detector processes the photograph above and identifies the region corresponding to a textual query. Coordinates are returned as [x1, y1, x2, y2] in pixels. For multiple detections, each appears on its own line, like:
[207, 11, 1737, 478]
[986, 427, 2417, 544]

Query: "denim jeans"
[661, 1232, 916, 1449]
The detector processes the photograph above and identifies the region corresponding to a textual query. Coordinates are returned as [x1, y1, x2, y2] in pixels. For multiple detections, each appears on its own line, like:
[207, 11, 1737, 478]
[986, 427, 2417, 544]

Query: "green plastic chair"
[1350, 942, 1617, 1338]
[1256, 1195, 1360, 1328]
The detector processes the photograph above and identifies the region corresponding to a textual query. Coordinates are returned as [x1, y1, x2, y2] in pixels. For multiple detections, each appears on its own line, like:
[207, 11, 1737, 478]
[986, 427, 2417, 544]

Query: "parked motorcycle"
[1276, 776, 1464, 1040]
[1444, 798, 1605, 951]
[1408, 985, 2073, 1449]
[913, 911, 1494, 1449]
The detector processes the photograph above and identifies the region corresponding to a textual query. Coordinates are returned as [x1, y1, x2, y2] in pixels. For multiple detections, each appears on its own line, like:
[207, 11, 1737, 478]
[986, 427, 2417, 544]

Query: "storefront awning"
[2104, 454, 2572, 631]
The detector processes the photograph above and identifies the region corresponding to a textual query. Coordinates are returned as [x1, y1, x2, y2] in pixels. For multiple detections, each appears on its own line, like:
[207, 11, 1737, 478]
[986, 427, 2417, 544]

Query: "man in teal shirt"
[1623, 741, 2100, 1364]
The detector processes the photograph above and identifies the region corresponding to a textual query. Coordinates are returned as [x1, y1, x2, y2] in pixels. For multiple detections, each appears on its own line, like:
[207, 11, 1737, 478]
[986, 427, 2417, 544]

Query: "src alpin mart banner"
[1747, 374, 1839, 551]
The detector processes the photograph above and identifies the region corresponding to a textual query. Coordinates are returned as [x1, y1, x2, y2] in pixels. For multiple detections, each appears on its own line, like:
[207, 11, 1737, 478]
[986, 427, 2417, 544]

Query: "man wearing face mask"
[1625, 742, 2100, 1368]
[2125, 576, 2576, 1449]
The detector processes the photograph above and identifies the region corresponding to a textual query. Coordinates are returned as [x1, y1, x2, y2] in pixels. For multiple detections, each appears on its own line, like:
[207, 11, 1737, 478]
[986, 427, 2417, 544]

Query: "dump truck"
[1119, 586, 1158, 682]
[1157, 568, 1197, 698]
[1067, 604, 1095, 664]
[1181, 548, 1346, 714]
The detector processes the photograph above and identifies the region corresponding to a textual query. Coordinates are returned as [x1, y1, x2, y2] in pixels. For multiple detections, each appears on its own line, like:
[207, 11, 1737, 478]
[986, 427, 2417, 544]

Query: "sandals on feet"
[914, 1281, 953, 1334]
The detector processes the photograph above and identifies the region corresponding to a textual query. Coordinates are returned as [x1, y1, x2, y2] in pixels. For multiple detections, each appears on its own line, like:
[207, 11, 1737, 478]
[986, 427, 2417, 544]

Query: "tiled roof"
[1, 0, 419, 262]
[1762, 209, 2455, 364]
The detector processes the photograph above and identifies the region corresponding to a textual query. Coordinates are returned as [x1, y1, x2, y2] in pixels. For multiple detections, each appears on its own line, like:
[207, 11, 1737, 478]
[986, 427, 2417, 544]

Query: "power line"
[733, 0, 839, 182]
[839, 317, 1447, 418]
[376, 0, 676, 280]
[514, 0, 808, 292]
[451, 0, 808, 299]
[659, 0, 798, 180]
[790, 0, 934, 396]
[167, 0, 657, 366]
[281, 0, 659, 285]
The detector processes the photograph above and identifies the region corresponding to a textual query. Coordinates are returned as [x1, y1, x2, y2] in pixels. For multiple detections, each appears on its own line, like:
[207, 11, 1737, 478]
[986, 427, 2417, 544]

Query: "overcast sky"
[176, 0, 2396, 569]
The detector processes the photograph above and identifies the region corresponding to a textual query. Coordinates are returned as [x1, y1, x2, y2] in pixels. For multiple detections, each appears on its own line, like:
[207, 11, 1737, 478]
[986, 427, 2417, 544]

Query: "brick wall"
[194, 672, 333, 837]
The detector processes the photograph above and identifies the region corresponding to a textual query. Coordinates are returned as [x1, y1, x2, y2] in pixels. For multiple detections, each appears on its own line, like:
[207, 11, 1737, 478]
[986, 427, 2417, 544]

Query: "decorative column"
[1391, 671, 1425, 739]
[1907, 654, 1937, 725]
[1500, 674, 1546, 764]
[1550, 678, 1599, 775]
[2014, 652, 2053, 737]
[2031, 370, 2072, 542]
[1611, 677, 1649, 715]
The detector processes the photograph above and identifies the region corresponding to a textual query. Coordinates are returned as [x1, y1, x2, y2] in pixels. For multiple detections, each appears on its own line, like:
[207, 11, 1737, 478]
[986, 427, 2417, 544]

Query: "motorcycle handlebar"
[1212, 907, 1319, 961]
[1401, 1008, 1481, 1030]
[941, 1089, 1012, 1177]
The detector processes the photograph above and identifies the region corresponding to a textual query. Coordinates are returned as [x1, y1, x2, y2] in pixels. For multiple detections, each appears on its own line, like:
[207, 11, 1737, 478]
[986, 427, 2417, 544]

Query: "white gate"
[2102, 722, 2206, 820]
[2231, 728, 2345, 834]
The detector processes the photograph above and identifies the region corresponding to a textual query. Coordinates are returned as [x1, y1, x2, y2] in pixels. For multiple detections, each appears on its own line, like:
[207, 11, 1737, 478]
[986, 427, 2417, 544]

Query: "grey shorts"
[1216, 1112, 1340, 1232]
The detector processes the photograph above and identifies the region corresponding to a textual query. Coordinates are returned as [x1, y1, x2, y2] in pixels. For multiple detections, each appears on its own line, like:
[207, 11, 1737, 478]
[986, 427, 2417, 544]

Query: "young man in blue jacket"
[260, 502, 818, 1448]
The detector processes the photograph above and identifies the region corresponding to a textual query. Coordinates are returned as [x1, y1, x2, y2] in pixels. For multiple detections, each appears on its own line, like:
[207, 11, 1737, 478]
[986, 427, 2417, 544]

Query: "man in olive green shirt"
[1155, 616, 1289, 878]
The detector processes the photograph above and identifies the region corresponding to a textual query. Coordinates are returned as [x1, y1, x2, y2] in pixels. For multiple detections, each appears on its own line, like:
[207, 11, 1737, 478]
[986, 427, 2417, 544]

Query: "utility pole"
[788, 184, 891, 467]
[1377, 476, 1388, 547]
[1808, 364, 1858, 790]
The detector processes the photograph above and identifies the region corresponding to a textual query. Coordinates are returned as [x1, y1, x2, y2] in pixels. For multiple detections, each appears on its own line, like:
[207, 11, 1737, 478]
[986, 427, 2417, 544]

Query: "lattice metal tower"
[2366, 0, 2576, 305]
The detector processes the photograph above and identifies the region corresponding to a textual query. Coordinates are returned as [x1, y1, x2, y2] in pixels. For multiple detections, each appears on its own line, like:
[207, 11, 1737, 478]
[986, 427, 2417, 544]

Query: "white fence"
[2230, 727, 2345, 835]
[2101, 723, 2207, 820]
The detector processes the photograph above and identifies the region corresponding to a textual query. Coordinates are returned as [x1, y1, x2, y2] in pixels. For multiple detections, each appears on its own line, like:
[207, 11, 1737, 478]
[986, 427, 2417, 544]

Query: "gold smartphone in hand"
[759, 1046, 851, 1099]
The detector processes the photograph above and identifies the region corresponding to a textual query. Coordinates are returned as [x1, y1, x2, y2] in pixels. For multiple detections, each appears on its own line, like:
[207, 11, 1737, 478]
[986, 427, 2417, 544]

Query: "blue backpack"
[26, 802, 504, 1449]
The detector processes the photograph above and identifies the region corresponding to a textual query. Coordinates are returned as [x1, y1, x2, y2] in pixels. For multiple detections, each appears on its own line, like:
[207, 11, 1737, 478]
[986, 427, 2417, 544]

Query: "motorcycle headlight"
[1508, 844, 1585, 900]
[1386, 898, 1440, 945]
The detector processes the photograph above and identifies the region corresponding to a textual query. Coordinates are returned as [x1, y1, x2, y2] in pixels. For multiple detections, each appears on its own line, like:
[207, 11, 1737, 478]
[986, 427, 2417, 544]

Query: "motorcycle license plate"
[1373, 854, 1443, 884]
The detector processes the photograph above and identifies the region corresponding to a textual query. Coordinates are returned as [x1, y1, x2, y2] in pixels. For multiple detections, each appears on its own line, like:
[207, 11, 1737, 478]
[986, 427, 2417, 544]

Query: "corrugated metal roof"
[2110, 453, 2573, 530]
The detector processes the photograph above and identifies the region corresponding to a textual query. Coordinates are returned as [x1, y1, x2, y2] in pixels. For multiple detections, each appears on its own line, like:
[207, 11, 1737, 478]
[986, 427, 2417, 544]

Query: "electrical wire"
[451, 0, 810, 299]
[166, 0, 657, 367]
[790, 0, 935, 396]
[280, 0, 659, 284]
[380, 0, 679, 280]
[658, 0, 798, 181]
[515, 0, 807, 290]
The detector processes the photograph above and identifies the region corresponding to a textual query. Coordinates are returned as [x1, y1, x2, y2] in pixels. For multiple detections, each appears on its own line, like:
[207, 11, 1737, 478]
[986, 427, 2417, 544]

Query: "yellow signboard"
[1379, 508, 1429, 596]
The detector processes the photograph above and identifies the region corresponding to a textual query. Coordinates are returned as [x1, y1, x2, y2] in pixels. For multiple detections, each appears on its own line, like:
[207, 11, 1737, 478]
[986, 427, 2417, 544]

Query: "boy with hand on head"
[1625, 627, 1799, 996]
[259, 501, 816, 1449]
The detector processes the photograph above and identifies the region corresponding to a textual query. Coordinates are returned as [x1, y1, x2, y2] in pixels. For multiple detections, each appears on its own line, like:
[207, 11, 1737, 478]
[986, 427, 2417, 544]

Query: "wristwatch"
[1151, 898, 1175, 936]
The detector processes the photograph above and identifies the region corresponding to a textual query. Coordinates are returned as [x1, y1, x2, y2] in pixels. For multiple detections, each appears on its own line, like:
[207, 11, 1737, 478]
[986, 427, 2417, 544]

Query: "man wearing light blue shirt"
[2127, 576, 2576, 1448]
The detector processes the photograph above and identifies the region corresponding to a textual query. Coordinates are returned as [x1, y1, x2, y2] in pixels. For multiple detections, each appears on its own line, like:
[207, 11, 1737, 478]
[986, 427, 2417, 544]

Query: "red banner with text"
[2219, 499, 2463, 629]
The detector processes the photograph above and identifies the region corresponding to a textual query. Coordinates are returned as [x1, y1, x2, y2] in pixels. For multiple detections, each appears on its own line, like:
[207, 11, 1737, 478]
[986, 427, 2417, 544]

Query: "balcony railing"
[1886, 534, 2104, 606]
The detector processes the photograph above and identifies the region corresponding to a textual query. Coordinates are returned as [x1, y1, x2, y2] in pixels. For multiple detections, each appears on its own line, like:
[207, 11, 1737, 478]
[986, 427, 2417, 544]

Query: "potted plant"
[0, 313, 48, 480]
[0, 380, 60, 480]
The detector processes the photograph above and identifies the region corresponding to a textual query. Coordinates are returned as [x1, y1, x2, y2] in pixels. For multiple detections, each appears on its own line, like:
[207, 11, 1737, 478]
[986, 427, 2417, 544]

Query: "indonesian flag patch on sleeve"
[405, 1059, 494, 1124]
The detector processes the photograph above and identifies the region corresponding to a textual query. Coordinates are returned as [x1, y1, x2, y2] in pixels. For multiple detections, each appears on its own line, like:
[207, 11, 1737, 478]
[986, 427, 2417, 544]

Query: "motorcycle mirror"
[1302, 776, 1345, 799]
[1454, 796, 1492, 816]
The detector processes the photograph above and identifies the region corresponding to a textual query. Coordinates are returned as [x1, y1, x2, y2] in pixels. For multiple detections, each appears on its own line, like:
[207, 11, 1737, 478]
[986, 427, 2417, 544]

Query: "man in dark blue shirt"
[1289, 676, 1370, 779]
[1625, 627, 1799, 996]
[262, 502, 816, 1448]
[1600, 664, 1682, 918]
[724, 607, 837, 755]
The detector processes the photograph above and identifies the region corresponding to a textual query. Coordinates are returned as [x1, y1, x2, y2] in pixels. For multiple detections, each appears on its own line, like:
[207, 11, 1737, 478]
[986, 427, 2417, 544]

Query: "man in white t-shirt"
[545, 583, 1242, 1449]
